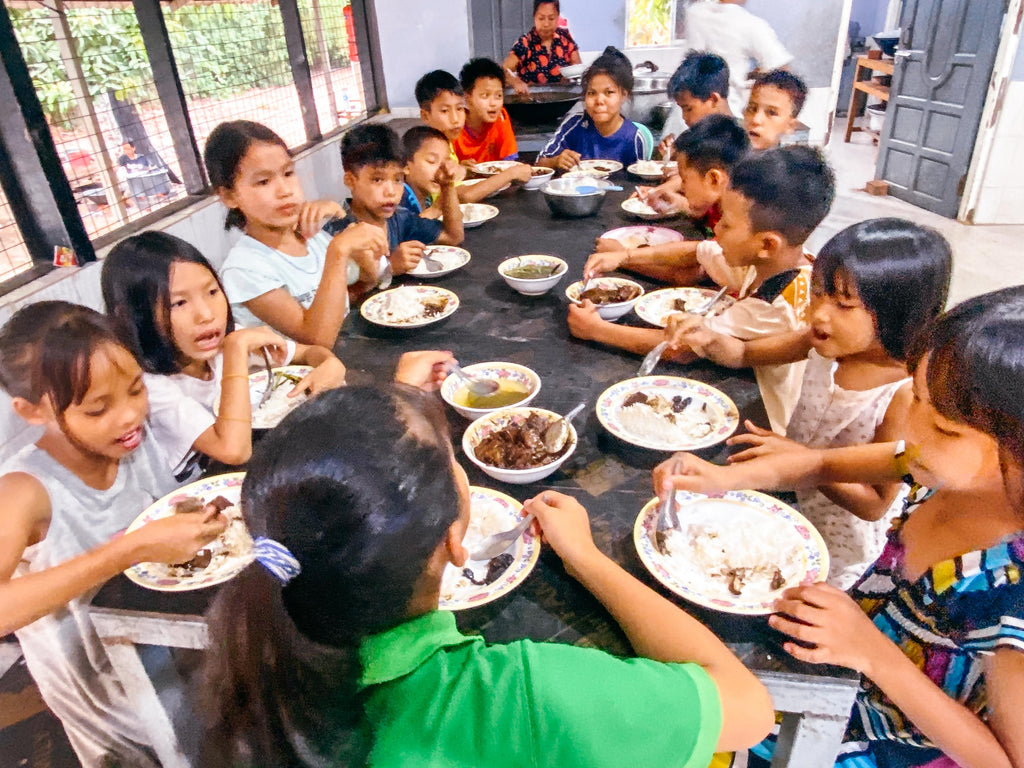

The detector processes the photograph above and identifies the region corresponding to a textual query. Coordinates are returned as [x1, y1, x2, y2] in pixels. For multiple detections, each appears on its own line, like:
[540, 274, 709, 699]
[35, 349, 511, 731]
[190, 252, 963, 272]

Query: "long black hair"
[102, 231, 235, 375]
[204, 120, 290, 230]
[200, 385, 461, 766]
[909, 286, 1024, 508]
[813, 219, 951, 361]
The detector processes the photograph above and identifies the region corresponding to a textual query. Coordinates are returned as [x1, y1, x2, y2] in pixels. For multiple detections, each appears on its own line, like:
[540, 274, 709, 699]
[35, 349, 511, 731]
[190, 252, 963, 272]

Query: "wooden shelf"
[853, 81, 890, 100]
[844, 57, 894, 143]
[855, 55, 894, 75]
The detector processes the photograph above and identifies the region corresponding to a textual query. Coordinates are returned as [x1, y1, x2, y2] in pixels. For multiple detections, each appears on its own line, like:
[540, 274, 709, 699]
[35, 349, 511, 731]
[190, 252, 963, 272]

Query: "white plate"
[407, 245, 471, 278]
[634, 287, 735, 327]
[124, 473, 254, 592]
[460, 203, 499, 228]
[439, 486, 540, 610]
[473, 160, 519, 176]
[574, 159, 623, 177]
[633, 490, 829, 614]
[360, 285, 459, 328]
[628, 160, 671, 180]
[214, 365, 313, 429]
[600, 225, 684, 250]
[621, 197, 677, 221]
[596, 376, 739, 451]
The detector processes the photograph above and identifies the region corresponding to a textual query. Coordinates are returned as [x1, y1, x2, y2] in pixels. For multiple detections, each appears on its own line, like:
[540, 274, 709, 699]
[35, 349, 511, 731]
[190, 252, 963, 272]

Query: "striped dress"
[740, 480, 1024, 768]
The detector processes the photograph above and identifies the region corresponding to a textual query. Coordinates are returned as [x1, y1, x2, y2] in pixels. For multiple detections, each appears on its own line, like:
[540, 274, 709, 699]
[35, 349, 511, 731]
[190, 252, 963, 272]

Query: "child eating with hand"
[453, 58, 519, 164]
[572, 146, 835, 433]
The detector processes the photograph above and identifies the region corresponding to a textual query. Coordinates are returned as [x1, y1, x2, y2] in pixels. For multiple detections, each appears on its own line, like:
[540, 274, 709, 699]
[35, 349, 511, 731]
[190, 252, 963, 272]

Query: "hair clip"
[253, 537, 301, 584]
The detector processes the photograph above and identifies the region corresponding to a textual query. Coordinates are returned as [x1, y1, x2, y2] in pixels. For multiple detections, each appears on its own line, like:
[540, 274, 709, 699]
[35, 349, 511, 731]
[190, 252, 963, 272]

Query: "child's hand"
[567, 300, 606, 341]
[524, 491, 600, 575]
[296, 200, 345, 239]
[227, 326, 290, 362]
[288, 356, 346, 398]
[769, 583, 887, 673]
[394, 350, 455, 391]
[508, 163, 533, 183]
[658, 134, 675, 161]
[652, 452, 732, 497]
[593, 237, 626, 254]
[330, 221, 389, 264]
[727, 420, 806, 464]
[664, 312, 713, 355]
[434, 158, 460, 188]
[583, 250, 627, 281]
[389, 241, 425, 275]
[126, 506, 228, 565]
[554, 149, 582, 171]
[646, 187, 687, 214]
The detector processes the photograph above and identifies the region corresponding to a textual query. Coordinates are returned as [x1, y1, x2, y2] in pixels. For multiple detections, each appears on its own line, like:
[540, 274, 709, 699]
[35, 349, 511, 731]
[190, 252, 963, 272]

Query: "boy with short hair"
[329, 124, 462, 290]
[454, 58, 519, 164]
[659, 51, 733, 159]
[571, 146, 835, 433]
[744, 69, 806, 150]
[400, 125, 458, 216]
[583, 114, 749, 286]
[416, 67, 531, 201]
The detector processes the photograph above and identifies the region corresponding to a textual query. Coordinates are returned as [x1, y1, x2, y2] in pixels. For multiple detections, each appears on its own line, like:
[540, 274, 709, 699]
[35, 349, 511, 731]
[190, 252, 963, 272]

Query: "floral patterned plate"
[408, 245, 471, 278]
[360, 286, 459, 328]
[124, 473, 253, 592]
[634, 490, 829, 614]
[473, 160, 520, 175]
[599, 225, 684, 250]
[634, 287, 735, 327]
[439, 486, 540, 610]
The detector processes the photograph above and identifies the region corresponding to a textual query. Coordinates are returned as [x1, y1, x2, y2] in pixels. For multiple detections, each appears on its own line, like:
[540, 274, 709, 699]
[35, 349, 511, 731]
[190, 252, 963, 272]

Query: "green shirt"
[358, 611, 722, 768]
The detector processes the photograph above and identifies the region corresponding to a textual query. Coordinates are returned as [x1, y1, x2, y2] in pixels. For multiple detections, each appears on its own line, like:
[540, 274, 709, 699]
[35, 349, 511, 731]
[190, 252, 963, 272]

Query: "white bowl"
[498, 255, 568, 296]
[628, 160, 671, 181]
[440, 362, 541, 420]
[524, 167, 555, 190]
[559, 63, 586, 80]
[463, 407, 577, 484]
[566, 277, 644, 320]
[460, 203, 499, 228]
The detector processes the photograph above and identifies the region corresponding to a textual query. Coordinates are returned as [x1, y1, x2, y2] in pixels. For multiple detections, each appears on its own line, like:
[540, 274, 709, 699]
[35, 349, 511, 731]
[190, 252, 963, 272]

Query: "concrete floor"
[810, 121, 1024, 306]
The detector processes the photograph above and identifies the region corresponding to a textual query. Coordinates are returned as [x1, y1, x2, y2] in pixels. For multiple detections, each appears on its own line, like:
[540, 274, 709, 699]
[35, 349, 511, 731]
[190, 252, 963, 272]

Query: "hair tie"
[253, 537, 301, 584]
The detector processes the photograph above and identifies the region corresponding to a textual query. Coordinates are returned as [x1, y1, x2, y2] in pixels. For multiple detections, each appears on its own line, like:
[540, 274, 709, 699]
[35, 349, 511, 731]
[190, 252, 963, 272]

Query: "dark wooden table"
[92, 172, 859, 768]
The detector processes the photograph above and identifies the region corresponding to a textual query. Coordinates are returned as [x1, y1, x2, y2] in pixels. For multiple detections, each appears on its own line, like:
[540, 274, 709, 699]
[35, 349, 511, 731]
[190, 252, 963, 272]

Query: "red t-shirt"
[454, 108, 518, 164]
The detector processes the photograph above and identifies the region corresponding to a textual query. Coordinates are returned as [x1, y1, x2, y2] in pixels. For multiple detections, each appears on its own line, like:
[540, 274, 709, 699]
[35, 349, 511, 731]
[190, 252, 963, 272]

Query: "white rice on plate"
[147, 502, 253, 582]
[439, 501, 510, 601]
[617, 398, 713, 444]
[251, 379, 307, 429]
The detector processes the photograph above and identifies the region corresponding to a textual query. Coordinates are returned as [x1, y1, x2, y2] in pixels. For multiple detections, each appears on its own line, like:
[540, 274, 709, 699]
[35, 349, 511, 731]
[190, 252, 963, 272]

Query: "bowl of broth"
[440, 362, 541, 420]
[498, 255, 568, 296]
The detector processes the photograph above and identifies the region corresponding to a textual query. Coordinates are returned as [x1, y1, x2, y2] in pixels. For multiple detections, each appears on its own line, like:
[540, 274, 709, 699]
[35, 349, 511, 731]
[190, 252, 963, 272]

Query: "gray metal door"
[875, 0, 1007, 217]
[470, 0, 533, 62]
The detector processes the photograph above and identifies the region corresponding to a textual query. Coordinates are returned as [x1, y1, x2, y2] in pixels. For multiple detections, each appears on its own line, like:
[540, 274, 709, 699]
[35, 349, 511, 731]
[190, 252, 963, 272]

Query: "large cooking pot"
[504, 85, 581, 125]
[627, 61, 670, 129]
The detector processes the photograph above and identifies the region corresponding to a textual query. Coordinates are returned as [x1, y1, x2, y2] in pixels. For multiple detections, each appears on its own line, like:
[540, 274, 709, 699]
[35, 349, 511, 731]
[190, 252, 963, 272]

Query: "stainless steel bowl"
[541, 178, 607, 218]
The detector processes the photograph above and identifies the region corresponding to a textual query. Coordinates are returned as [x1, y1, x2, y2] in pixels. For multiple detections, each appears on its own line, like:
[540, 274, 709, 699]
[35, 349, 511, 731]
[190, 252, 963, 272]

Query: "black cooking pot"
[504, 85, 581, 125]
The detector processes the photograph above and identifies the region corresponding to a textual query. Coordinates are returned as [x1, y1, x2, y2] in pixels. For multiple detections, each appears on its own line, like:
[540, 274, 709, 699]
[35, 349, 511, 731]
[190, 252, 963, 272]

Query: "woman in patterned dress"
[504, 0, 582, 96]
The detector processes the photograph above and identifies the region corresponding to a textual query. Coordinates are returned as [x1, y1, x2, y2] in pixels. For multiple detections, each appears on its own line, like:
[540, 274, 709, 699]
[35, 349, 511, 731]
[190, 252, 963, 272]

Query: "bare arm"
[527, 492, 774, 752]
[567, 302, 673, 357]
[665, 317, 812, 369]
[457, 163, 532, 203]
[433, 179, 464, 246]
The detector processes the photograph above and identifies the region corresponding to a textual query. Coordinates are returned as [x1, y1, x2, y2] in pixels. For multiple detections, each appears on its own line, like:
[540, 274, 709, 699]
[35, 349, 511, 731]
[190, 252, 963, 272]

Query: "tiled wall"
[972, 80, 1024, 225]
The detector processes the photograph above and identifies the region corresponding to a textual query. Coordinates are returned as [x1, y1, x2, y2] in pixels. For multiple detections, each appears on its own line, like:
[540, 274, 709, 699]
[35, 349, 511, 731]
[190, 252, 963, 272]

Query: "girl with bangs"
[656, 285, 1024, 768]
[0, 301, 226, 767]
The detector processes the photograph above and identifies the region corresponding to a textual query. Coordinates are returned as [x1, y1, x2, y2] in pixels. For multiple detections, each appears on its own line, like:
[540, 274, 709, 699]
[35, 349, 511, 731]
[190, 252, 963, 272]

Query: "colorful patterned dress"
[510, 27, 578, 84]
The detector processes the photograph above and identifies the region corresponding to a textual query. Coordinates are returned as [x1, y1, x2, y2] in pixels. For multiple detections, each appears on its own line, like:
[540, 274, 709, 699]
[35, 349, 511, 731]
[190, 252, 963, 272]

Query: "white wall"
[373, 0, 472, 111]
[970, 80, 1024, 225]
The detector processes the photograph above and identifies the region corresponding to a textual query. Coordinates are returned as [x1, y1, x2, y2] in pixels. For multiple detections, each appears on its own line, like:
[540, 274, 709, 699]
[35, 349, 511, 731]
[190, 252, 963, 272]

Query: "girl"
[666, 219, 952, 588]
[656, 285, 1024, 768]
[538, 46, 655, 170]
[0, 301, 226, 767]
[102, 231, 346, 481]
[204, 120, 390, 346]
[199, 385, 774, 767]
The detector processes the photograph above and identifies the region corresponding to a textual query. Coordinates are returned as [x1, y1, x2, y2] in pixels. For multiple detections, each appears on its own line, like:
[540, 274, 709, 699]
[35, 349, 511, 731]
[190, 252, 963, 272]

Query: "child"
[0, 301, 226, 767]
[453, 58, 519, 164]
[538, 46, 655, 170]
[572, 146, 835, 433]
[199, 384, 774, 766]
[326, 123, 463, 281]
[102, 231, 347, 481]
[659, 50, 734, 160]
[583, 114, 749, 286]
[655, 286, 1024, 768]
[672, 219, 953, 588]
[744, 69, 806, 150]
[206, 120, 389, 347]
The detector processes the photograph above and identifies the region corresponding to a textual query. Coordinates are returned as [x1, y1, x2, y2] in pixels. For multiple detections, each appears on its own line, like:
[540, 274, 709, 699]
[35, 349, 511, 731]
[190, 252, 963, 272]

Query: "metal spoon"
[692, 284, 729, 316]
[637, 340, 669, 377]
[470, 513, 535, 561]
[449, 363, 500, 396]
[542, 401, 586, 453]
[257, 347, 276, 408]
[422, 249, 445, 272]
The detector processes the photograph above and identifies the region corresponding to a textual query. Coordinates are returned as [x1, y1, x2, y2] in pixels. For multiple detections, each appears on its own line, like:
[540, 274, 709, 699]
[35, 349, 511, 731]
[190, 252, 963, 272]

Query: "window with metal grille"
[0, 187, 32, 283]
[297, 0, 366, 135]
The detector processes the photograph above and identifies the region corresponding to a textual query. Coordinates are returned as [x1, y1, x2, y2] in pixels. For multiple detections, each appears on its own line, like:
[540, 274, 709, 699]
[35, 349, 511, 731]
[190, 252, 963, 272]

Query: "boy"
[454, 58, 519, 164]
[583, 114, 749, 286]
[570, 146, 835, 433]
[329, 124, 463, 292]
[744, 69, 806, 150]
[659, 51, 733, 160]
[400, 125, 459, 216]
[416, 67, 530, 201]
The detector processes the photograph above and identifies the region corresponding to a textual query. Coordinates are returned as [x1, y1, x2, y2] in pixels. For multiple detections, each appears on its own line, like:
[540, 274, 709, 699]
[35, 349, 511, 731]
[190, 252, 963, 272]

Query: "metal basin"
[541, 178, 607, 218]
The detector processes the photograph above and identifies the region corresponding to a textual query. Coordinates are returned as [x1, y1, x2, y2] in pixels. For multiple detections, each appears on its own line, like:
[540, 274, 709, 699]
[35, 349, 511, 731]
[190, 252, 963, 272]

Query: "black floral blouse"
[510, 27, 579, 85]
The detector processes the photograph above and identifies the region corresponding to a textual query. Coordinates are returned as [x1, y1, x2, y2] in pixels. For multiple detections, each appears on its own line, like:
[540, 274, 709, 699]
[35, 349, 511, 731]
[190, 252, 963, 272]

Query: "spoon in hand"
[542, 402, 586, 453]
[449, 363, 500, 396]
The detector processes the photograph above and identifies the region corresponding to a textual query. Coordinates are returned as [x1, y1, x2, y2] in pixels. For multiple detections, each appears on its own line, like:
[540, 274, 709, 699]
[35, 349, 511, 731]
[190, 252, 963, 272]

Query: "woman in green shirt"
[199, 383, 773, 767]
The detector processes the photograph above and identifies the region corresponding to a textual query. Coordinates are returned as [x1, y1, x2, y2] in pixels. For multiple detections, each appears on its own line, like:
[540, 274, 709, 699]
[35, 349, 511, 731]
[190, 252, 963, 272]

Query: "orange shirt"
[454, 108, 518, 163]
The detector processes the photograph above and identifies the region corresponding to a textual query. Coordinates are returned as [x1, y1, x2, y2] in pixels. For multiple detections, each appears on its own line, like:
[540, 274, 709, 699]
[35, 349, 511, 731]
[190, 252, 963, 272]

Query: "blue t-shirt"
[326, 201, 443, 250]
[540, 113, 654, 166]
